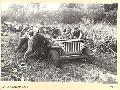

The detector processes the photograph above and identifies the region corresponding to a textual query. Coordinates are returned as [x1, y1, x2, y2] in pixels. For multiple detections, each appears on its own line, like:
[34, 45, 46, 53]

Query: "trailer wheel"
[48, 50, 60, 68]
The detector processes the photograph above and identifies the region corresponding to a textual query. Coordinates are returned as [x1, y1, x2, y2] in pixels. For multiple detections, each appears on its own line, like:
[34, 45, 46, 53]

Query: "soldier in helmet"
[62, 26, 72, 39]
[51, 26, 61, 39]
[72, 26, 83, 39]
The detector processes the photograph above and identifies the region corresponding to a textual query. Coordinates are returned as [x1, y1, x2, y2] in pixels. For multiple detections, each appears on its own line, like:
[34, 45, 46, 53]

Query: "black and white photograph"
[1, 2, 117, 83]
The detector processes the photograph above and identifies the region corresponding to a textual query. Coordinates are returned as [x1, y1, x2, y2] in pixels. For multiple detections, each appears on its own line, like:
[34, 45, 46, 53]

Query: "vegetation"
[1, 3, 117, 83]
[1, 23, 117, 82]
[1, 3, 117, 25]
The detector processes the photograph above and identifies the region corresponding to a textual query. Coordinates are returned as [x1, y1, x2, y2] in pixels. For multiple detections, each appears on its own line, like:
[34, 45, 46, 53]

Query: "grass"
[1, 23, 117, 83]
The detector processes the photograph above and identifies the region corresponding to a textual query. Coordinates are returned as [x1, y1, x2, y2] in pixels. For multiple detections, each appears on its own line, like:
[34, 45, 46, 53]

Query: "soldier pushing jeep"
[16, 24, 51, 59]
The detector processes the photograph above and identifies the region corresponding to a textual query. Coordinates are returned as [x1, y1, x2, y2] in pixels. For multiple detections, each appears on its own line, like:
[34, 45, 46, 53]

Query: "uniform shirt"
[72, 30, 83, 39]
[33, 27, 39, 36]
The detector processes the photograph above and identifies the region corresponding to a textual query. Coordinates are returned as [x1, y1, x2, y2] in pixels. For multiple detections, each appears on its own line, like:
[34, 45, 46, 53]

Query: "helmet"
[29, 30, 33, 36]
[74, 27, 79, 30]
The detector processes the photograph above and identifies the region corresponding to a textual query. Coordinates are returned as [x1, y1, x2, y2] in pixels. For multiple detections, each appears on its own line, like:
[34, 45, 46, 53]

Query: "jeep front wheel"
[48, 50, 60, 68]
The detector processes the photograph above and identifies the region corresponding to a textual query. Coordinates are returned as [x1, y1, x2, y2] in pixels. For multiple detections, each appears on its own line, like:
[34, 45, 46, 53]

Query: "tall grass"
[1, 22, 117, 83]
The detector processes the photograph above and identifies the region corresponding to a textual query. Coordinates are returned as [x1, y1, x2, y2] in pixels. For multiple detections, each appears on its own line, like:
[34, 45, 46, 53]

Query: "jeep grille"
[62, 41, 84, 54]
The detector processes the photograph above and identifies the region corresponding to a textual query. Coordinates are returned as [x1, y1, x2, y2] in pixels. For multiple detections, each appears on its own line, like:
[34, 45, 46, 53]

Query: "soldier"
[62, 26, 72, 39]
[16, 24, 51, 59]
[7, 23, 12, 32]
[23, 24, 52, 59]
[15, 25, 33, 53]
[72, 27, 83, 39]
[24, 32, 50, 59]
[24, 30, 34, 58]
[51, 26, 61, 39]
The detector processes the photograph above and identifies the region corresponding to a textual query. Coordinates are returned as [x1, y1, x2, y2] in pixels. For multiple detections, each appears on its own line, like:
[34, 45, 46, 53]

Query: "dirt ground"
[1, 32, 117, 83]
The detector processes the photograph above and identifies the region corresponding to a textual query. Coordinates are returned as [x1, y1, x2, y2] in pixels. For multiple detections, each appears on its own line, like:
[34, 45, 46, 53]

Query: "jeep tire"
[48, 50, 60, 68]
